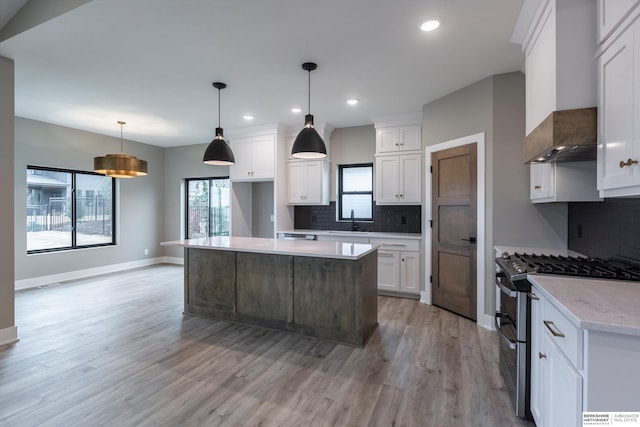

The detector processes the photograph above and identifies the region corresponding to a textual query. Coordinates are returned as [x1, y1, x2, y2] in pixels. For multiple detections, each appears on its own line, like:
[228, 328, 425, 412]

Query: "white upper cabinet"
[520, 0, 597, 135]
[376, 125, 421, 153]
[287, 160, 329, 205]
[375, 153, 421, 205]
[530, 161, 602, 203]
[598, 0, 639, 43]
[229, 134, 275, 181]
[597, 5, 640, 196]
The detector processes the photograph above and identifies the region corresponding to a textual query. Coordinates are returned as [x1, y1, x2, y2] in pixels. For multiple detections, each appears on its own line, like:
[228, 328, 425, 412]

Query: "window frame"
[337, 163, 374, 221]
[184, 176, 231, 239]
[27, 165, 116, 254]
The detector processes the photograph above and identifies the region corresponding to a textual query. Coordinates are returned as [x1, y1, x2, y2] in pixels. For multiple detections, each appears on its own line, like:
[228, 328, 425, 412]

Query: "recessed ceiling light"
[346, 99, 359, 106]
[420, 19, 440, 32]
[291, 107, 302, 113]
[243, 115, 254, 121]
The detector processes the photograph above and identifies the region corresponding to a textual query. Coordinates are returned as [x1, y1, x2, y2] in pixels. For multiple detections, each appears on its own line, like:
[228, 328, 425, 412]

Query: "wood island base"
[183, 247, 378, 347]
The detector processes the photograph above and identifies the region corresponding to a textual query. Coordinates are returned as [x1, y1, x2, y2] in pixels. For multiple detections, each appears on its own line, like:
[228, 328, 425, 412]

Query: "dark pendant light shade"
[94, 121, 148, 178]
[291, 62, 327, 159]
[203, 82, 235, 165]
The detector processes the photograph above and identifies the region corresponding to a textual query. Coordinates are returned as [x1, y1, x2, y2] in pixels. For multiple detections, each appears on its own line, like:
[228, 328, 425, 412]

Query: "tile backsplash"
[294, 202, 421, 234]
[568, 198, 640, 261]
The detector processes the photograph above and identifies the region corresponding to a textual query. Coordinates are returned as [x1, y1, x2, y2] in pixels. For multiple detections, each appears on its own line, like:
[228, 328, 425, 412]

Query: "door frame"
[423, 132, 490, 329]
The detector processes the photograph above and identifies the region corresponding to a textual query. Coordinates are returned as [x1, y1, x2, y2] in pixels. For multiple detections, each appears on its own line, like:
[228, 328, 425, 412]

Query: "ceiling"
[0, 0, 525, 148]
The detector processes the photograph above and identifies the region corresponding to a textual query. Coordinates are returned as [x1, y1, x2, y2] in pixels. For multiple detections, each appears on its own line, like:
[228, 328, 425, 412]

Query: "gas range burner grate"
[512, 252, 640, 281]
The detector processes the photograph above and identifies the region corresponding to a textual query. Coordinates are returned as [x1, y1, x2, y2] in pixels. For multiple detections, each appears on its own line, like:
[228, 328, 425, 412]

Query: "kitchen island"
[161, 236, 378, 346]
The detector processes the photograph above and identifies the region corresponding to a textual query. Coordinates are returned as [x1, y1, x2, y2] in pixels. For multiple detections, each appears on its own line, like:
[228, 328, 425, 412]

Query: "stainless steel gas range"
[494, 251, 640, 420]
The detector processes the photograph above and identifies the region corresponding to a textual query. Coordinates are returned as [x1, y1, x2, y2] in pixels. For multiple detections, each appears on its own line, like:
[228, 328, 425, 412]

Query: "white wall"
[0, 56, 16, 344]
[14, 117, 166, 281]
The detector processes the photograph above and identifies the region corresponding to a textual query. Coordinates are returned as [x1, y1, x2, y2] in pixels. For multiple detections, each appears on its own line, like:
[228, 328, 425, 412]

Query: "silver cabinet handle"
[538, 352, 547, 359]
[528, 292, 539, 300]
[378, 253, 395, 258]
[381, 244, 406, 248]
[543, 320, 565, 338]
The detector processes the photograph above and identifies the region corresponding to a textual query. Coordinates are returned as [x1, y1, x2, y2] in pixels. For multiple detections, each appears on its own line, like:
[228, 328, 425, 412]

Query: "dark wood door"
[431, 143, 477, 320]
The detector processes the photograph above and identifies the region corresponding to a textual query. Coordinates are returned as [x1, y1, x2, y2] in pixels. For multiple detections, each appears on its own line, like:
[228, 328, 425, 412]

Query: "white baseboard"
[0, 326, 18, 347]
[478, 313, 495, 331]
[162, 256, 184, 265]
[15, 257, 166, 290]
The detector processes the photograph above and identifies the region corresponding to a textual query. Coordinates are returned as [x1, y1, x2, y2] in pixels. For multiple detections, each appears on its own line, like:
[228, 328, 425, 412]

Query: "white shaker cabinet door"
[598, 28, 636, 191]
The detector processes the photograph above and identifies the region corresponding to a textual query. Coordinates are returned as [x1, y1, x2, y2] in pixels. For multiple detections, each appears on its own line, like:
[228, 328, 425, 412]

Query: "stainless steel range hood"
[523, 107, 597, 163]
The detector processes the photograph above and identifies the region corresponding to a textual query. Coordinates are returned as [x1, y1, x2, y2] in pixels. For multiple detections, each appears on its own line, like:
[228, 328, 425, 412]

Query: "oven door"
[495, 314, 529, 419]
[495, 271, 531, 419]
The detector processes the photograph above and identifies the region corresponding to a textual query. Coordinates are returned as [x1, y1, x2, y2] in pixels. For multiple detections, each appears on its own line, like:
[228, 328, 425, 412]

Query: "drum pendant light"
[291, 62, 327, 159]
[94, 121, 148, 178]
[203, 82, 235, 165]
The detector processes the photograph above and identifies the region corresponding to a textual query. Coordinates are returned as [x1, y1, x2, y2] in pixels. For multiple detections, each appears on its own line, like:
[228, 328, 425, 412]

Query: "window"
[27, 166, 115, 253]
[338, 163, 373, 221]
[185, 177, 230, 238]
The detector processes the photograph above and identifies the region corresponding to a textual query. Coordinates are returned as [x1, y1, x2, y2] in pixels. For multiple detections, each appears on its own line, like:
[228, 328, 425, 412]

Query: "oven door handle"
[494, 312, 518, 350]
[495, 276, 518, 298]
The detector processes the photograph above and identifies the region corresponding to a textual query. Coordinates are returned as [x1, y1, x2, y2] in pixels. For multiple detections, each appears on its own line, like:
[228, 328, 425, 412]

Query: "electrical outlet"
[577, 224, 583, 239]
[401, 216, 407, 224]
[270, 214, 274, 222]
[312, 215, 317, 223]
[144, 248, 149, 255]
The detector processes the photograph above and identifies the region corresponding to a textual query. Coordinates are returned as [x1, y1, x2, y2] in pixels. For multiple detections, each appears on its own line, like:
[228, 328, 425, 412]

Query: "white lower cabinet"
[371, 238, 420, 295]
[543, 332, 583, 427]
[530, 286, 583, 427]
[529, 290, 544, 424]
[399, 252, 419, 294]
[377, 250, 400, 292]
[314, 233, 422, 296]
[529, 281, 640, 427]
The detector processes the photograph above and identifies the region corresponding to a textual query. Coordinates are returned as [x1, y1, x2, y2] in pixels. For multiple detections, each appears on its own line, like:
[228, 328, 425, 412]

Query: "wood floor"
[0, 264, 533, 427]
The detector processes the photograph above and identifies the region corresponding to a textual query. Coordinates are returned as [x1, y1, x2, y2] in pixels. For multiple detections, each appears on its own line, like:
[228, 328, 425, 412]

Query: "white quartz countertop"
[161, 236, 378, 260]
[528, 275, 640, 337]
[278, 229, 422, 240]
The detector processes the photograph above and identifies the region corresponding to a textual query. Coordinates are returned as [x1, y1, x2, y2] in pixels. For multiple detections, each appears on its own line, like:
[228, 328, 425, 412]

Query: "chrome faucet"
[350, 209, 359, 231]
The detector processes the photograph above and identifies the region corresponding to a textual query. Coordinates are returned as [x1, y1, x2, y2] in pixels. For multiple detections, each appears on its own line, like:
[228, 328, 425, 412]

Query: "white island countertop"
[161, 236, 378, 260]
[528, 274, 640, 337]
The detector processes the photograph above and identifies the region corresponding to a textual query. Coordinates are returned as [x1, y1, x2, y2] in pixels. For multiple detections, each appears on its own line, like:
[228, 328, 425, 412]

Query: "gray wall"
[0, 56, 15, 337]
[422, 72, 567, 316]
[329, 125, 376, 201]
[252, 181, 275, 238]
[492, 73, 568, 248]
[163, 143, 229, 258]
[14, 117, 165, 280]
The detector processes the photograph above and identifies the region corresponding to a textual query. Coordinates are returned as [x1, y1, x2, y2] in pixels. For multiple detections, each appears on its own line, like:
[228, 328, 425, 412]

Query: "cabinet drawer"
[543, 300, 582, 369]
[370, 238, 419, 252]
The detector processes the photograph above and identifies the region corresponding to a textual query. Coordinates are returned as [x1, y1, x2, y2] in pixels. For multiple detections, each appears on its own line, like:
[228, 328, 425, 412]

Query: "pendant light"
[94, 121, 148, 178]
[203, 82, 235, 165]
[291, 62, 327, 159]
